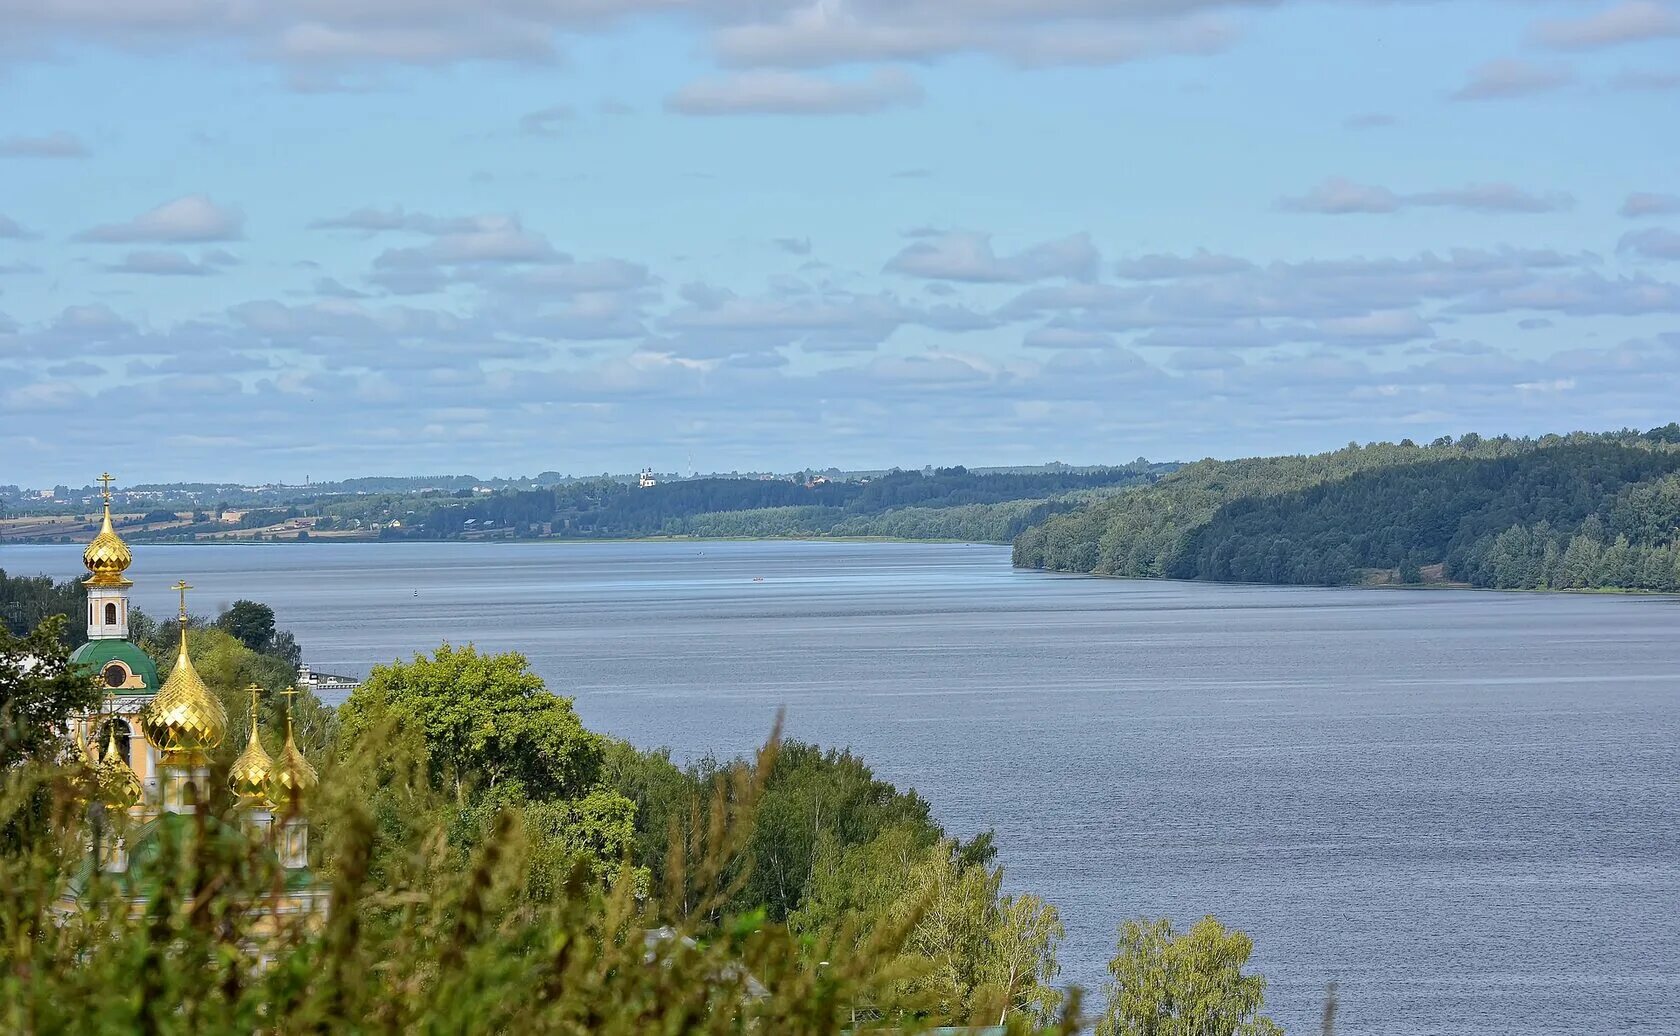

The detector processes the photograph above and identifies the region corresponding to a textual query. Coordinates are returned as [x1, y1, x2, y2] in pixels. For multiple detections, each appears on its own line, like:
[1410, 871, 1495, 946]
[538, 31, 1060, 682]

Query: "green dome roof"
[70, 640, 161, 694]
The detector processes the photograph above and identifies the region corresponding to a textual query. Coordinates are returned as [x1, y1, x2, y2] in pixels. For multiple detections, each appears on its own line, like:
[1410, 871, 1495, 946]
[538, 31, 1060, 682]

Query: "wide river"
[5, 539, 1677, 1033]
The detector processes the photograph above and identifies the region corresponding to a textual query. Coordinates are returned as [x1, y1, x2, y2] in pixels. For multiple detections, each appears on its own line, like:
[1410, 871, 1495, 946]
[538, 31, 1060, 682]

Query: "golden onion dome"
[229, 686, 276, 805]
[142, 624, 227, 759]
[93, 722, 143, 808]
[268, 690, 318, 808]
[83, 499, 134, 589]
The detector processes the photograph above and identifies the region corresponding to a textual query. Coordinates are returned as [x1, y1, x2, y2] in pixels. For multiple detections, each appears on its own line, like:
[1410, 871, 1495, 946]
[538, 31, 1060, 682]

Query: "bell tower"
[84, 473, 133, 642]
[70, 471, 160, 699]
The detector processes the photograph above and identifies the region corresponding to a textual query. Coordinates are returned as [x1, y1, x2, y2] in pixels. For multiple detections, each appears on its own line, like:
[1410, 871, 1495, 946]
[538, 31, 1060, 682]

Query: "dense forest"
[395, 464, 1169, 542]
[1014, 426, 1680, 591]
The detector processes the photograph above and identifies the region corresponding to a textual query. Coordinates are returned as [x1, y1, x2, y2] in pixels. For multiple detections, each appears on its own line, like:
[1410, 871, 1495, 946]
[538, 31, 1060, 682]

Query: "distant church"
[64, 473, 328, 924]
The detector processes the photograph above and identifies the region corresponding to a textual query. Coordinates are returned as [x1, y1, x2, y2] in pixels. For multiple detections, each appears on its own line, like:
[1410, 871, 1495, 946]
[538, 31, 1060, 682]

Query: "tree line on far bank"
[1014, 426, 1680, 592]
[389, 464, 1169, 541]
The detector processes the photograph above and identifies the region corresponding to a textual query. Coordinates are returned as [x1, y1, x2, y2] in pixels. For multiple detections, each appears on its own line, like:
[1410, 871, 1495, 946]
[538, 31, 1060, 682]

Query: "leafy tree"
[791, 828, 1064, 1027]
[1094, 916, 1281, 1036]
[216, 599, 276, 655]
[340, 643, 606, 802]
[270, 629, 303, 671]
[733, 742, 944, 919]
[338, 644, 639, 894]
[178, 627, 331, 759]
[614, 738, 985, 922]
[601, 739, 705, 890]
[0, 570, 86, 646]
[0, 615, 99, 769]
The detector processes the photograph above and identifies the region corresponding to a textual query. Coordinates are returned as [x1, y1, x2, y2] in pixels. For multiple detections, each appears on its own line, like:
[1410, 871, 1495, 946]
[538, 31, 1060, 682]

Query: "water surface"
[5, 539, 1676, 1034]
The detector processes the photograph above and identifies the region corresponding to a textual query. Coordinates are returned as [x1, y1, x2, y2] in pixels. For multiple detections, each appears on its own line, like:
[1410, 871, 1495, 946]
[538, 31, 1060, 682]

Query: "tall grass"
[1, 723, 1079, 1034]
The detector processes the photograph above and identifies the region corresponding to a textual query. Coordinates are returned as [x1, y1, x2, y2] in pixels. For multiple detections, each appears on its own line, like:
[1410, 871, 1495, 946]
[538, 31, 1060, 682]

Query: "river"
[4, 539, 1676, 1034]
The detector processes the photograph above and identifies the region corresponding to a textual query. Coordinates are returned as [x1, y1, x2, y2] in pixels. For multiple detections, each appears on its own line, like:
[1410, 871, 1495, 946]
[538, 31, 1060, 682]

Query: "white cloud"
[1279, 178, 1572, 214]
[1342, 113, 1396, 130]
[1532, 2, 1680, 49]
[885, 231, 1100, 283]
[1115, 250, 1254, 280]
[0, 131, 88, 158]
[519, 104, 575, 136]
[710, 5, 1237, 69]
[104, 250, 217, 276]
[1314, 310, 1434, 345]
[1022, 326, 1116, 350]
[666, 68, 921, 116]
[1611, 68, 1680, 90]
[74, 195, 244, 243]
[1619, 227, 1680, 261]
[1450, 59, 1573, 101]
[1621, 192, 1680, 218]
[309, 206, 486, 234]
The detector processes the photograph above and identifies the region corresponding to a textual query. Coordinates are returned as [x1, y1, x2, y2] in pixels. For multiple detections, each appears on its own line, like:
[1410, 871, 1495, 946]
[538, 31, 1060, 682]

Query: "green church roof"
[70, 639, 161, 693]
[64, 809, 322, 901]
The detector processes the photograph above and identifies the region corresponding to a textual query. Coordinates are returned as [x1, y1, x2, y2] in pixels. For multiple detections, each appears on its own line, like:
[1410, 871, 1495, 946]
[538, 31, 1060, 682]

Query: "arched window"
[104, 602, 118, 625]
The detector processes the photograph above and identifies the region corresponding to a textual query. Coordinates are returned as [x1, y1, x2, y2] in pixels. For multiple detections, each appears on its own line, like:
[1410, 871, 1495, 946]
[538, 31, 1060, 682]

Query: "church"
[65, 473, 329, 925]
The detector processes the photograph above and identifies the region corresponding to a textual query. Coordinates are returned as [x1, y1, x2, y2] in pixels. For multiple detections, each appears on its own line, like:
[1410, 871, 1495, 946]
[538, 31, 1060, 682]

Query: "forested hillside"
[1013, 427, 1680, 591]
[400, 463, 1169, 541]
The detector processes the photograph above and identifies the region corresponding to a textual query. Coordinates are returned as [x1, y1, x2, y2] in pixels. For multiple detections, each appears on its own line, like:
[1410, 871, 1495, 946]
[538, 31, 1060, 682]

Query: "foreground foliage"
[2, 623, 1289, 1032]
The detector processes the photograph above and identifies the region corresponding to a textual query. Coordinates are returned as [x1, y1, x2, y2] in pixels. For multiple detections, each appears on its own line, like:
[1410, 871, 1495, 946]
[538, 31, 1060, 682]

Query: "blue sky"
[2, 0, 1678, 485]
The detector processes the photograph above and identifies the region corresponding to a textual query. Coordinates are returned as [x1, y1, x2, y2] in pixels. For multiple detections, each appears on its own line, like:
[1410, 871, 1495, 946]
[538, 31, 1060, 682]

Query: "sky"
[2, 0, 1678, 485]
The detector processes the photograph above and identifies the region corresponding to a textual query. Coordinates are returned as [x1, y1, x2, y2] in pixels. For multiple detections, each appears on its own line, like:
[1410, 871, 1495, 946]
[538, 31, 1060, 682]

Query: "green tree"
[181, 627, 332, 758]
[0, 570, 86, 647]
[1094, 916, 1282, 1036]
[216, 599, 276, 655]
[607, 737, 973, 922]
[338, 644, 639, 894]
[792, 829, 1064, 1027]
[734, 741, 945, 920]
[0, 615, 99, 769]
[340, 643, 606, 802]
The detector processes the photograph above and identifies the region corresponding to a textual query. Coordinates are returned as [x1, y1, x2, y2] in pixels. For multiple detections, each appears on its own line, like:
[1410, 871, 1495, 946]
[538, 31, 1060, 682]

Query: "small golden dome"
[93, 722, 143, 808]
[229, 685, 276, 805]
[142, 622, 227, 759]
[268, 688, 318, 808]
[83, 496, 133, 589]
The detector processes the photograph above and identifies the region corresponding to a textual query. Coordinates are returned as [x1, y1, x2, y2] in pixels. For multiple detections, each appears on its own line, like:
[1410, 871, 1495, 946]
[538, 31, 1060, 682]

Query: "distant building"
[297, 664, 359, 701]
[639, 468, 658, 488]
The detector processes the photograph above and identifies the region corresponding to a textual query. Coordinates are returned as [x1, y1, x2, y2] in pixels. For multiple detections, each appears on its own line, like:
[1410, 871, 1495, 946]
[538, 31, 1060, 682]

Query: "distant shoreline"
[5, 535, 1672, 597]
[1038, 567, 1678, 597]
[0, 534, 1014, 548]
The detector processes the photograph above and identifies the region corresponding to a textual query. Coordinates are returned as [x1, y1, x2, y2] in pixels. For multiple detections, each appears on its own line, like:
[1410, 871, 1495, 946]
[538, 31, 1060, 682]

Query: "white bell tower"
[84, 473, 133, 642]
